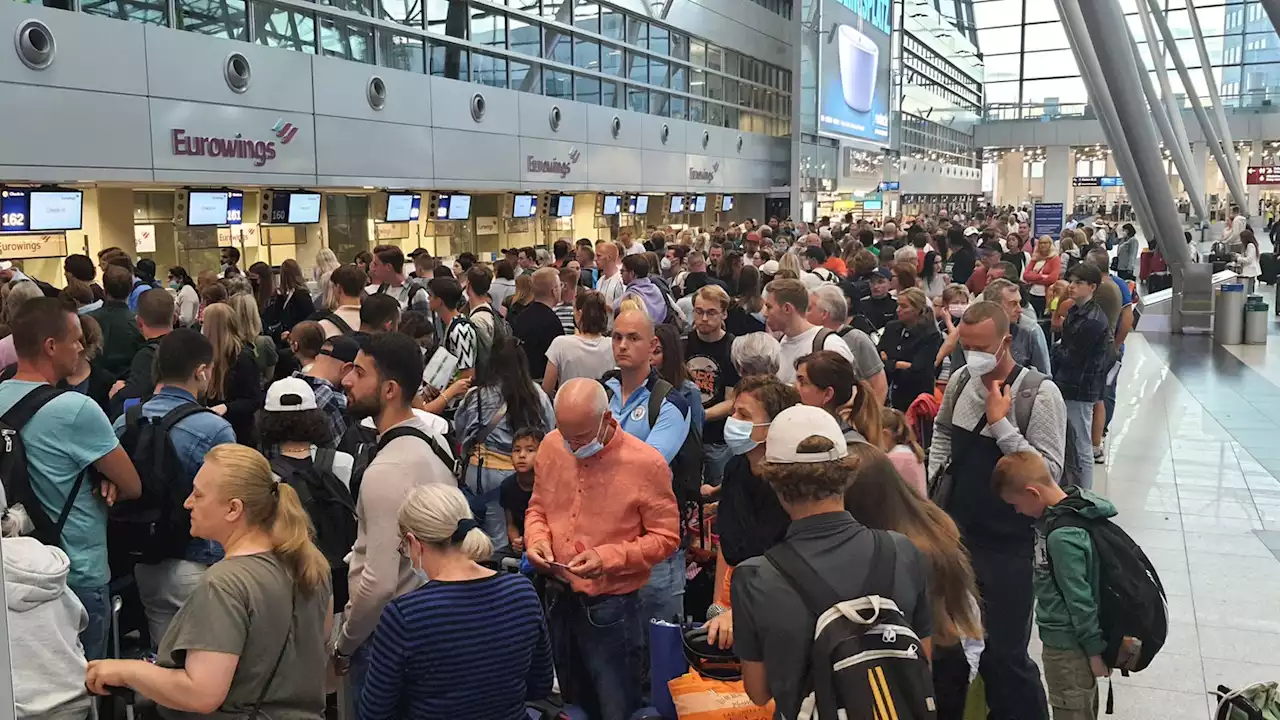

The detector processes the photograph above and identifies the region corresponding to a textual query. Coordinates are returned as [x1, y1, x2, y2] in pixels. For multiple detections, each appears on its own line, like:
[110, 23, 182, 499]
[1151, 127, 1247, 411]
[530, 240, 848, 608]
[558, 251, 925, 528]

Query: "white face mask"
[963, 350, 999, 377]
[660, 257, 672, 272]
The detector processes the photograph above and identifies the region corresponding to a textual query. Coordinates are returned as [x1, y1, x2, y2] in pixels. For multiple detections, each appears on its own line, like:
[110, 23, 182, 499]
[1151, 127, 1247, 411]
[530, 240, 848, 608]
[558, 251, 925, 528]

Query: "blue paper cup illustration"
[838, 24, 878, 113]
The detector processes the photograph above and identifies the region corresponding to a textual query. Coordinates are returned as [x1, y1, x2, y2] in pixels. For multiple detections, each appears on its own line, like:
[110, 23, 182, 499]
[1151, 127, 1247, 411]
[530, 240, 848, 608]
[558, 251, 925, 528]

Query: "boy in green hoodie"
[993, 450, 1117, 720]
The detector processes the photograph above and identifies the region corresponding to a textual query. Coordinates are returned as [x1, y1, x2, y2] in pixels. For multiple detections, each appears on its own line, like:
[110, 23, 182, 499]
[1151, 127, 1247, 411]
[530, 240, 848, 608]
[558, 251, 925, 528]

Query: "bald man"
[605, 309, 691, 464]
[526, 378, 679, 720]
[511, 267, 565, 380]
[594, 242, 625, 310]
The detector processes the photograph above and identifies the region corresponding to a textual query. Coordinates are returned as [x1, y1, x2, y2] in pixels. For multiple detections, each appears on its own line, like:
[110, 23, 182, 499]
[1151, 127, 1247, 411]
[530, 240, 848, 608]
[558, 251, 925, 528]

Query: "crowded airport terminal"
[2, 0, 1280, 718]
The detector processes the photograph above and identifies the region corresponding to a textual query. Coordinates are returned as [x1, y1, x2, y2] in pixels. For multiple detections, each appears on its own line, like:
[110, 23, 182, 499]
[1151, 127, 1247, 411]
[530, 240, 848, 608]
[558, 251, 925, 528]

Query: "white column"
[997, 152, 1026, 206]
[1192, 142, 1210, 215]
[1043, 145, 1072, 209]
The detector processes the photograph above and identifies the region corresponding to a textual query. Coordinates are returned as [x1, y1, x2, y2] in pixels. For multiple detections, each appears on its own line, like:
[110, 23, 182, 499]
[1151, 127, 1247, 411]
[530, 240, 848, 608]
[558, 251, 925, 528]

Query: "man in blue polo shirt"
[604, 308, 691, 624]
[604, 309, 691, 462]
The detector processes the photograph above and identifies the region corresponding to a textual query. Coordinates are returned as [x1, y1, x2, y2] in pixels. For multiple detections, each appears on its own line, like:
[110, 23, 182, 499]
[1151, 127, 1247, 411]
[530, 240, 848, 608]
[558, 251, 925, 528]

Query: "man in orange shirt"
[526, 378, 681, 720]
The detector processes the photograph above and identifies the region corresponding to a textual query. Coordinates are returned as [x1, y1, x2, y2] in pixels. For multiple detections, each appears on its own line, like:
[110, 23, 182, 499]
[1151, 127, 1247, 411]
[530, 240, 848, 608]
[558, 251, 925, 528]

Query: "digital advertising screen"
[447, 194, 472, 220]
[187, 191, 230, 227]
[630, 195, 650, 215]
[29, 190, 83, 231]
[554, 195, 575, 217]
[818, 0, 891, 144]
[693, 195, 707, 213]
[670, 195, 685, 214]
[512, 194, 537, 218]
[287, 193, 322, 224]
[721, 195, 735, 212]
[385, 193, 420, 222]
[602, 195, 622, 216]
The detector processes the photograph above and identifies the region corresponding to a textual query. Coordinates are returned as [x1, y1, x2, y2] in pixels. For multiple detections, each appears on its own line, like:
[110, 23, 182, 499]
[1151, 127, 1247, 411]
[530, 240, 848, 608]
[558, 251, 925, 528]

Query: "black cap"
[320, 335, 360, 363]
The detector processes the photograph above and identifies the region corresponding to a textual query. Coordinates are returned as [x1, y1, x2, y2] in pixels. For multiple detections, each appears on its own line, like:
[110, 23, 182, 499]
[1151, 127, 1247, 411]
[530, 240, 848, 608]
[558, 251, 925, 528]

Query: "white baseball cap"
[265, 377, 318, 412]
[764, 406, 848, 464]
[760, 259, 780, 275]
[963, 227, 980, 237]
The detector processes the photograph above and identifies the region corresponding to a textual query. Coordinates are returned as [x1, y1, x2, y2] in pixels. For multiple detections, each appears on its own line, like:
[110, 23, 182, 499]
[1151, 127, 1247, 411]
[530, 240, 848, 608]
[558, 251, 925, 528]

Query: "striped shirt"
[359, 572, 554, 720]
[554, 302, 576, 335]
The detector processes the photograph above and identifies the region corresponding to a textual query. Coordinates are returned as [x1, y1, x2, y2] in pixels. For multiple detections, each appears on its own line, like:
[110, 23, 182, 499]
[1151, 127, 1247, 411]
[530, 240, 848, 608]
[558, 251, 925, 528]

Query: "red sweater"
[1022, 255, 1062, 289]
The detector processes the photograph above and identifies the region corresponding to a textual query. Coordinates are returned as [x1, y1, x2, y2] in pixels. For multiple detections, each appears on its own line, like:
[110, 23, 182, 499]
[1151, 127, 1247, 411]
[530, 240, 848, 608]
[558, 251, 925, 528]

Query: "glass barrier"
[983, 93, 1279, 122]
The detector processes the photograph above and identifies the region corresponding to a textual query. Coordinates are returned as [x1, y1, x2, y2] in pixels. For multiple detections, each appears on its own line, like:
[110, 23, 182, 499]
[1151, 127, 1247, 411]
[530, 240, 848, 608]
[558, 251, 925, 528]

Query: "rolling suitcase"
[1261, 253, 1279, 285]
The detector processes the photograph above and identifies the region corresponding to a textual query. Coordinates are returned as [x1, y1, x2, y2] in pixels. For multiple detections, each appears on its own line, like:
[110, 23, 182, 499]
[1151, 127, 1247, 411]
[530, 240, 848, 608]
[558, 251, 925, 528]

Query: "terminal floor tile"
[1033, 331, 1280, 718]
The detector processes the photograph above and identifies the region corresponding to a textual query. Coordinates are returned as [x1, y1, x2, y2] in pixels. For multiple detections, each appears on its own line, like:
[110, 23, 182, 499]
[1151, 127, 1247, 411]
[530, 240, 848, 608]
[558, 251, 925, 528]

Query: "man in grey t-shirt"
[728, 406, 931, 719]
[806, 284, 889, 405]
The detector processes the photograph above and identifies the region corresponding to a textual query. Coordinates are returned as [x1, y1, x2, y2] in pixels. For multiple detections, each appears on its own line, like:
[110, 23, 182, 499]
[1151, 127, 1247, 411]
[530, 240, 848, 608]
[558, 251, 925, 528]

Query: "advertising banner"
[1033, 203, 1065, 240]
[818, 0, 891, 145]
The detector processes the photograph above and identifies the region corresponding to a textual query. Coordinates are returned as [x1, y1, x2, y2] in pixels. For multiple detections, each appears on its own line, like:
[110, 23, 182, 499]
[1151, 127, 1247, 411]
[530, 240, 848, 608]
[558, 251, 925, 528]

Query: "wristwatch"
[706, 603, 729, 620]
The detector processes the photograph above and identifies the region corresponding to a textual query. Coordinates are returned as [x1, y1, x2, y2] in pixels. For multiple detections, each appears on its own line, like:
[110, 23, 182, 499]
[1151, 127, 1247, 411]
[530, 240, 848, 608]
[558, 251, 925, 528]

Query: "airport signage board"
[1033, 202, 1064, 240]
[818, 0, 891, 145]
[0, 233, 67, 259]
[1072, 176, 1125, 187]
[1246, 166, 1280, 185]
[151, 101, 316, 176]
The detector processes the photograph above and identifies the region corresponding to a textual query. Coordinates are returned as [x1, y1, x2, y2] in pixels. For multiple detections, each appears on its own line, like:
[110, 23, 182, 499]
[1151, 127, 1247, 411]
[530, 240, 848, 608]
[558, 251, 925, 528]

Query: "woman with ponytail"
[793, 350, 882, 446]
[85, 444, 332, 719]
[358, 484, 553, 720]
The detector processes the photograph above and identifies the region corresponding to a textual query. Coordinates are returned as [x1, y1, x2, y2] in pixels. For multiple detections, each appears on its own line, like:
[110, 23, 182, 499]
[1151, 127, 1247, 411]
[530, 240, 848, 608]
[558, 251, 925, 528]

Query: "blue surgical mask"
[566, 415, 607, 460]
[724, 416, 769, 456]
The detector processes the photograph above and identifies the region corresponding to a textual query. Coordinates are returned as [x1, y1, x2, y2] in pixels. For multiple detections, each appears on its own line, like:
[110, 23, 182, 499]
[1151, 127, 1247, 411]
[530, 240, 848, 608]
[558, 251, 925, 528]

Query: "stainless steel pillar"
[1131, 37, 1206, 223]
[1146, 0, 1250, 213]
[1056, 0, 1159, 238]
[1077, 0, 1189, 268]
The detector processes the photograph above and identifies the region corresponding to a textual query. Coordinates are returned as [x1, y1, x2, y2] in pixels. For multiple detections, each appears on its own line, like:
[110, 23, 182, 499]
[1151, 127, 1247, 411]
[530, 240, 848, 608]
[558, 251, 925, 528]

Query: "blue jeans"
[703, 443, 733, 486]
[1102, 374, 1118, 435]
[638, 548, 686, 625]
[547, 590, 643, 720]
[1064, 400, 1095, 491]
[70, 583, 109, 661]
[347, 638, 373, 715]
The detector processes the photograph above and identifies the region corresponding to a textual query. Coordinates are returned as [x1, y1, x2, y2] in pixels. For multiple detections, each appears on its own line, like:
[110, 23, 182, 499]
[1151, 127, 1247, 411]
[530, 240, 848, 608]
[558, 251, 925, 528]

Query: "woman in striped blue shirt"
[359, 485, 554, 720]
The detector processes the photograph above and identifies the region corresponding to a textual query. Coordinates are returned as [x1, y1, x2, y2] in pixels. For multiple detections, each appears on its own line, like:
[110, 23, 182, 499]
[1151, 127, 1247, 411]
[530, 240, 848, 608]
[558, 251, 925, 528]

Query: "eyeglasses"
[693, 308, 723, 318]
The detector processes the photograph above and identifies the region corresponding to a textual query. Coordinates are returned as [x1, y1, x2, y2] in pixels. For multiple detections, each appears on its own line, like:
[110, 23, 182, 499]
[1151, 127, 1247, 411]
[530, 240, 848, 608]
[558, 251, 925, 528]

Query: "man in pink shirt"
[526, 377, 680, 720]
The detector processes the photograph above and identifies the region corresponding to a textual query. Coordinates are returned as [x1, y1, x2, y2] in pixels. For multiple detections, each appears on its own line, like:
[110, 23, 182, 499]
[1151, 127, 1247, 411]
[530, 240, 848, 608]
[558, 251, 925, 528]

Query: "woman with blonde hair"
[85, 445, 332, 718]
[202, 303, 264, 445]
[358, 485, 553, 719]
[503, 274, 534, 323]
[228, 292, 278, 383]
[314, 248, 342, 310]
[1021, 235, 1061, 318]
[878, 287, 942, 411]
[776, 252, 814, 288]
[842, 442, 982, 719]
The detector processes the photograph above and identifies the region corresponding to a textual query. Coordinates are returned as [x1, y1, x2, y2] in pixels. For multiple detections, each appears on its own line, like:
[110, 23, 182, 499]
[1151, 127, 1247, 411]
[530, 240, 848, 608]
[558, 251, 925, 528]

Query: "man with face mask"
[927, 301, 1066, 720]
[113, 329, 235, 649]
[334, 332, 455, 702]
[525, 378, 680, 720]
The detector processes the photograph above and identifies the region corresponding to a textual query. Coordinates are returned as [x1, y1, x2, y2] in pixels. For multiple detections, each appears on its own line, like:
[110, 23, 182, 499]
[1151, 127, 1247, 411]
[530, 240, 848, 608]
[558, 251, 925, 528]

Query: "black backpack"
[600, 372, 704, 519]
[375, 426, 483, 520]
[109, 402, 216, 565]
[766, 530, 938, 720]
[1045, 499, 1169, 676]
[310, 310, 355, 336]
[270, 449, 357, 571]
[812, 328, 836, 354]
[0, 385, 84, 548]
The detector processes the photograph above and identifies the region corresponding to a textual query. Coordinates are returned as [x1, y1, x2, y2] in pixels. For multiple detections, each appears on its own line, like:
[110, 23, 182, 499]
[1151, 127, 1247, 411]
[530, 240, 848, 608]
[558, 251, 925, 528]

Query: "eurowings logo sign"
[273, 119, 299, 144]
[170, 117, 302, 167]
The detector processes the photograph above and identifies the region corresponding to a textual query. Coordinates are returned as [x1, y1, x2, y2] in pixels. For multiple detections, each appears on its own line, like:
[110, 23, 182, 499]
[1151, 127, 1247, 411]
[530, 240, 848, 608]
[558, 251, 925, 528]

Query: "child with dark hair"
[500, 427, 544, 555]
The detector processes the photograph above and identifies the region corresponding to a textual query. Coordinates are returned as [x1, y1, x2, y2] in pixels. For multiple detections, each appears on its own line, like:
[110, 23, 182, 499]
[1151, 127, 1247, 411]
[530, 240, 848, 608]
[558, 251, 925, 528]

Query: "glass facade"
[975, 0, 1280, 117]
[76, 0, 794, 136]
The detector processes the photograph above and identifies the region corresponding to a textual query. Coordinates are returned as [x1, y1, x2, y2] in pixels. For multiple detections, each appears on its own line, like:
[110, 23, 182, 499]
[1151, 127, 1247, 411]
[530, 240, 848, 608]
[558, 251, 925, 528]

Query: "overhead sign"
[818, 0, 891, 145]
[878, 181, 899, 191]
[0, 233, 68, 259]
[1072, 176, 1125, 187]
[1033, 202, 1065, 240]
[1247, 166, 1280, 185]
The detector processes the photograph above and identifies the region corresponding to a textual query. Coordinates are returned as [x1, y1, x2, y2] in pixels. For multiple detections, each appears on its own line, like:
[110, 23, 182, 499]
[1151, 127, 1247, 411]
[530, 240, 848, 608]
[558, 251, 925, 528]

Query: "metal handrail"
[982, 93, 1279, 121]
